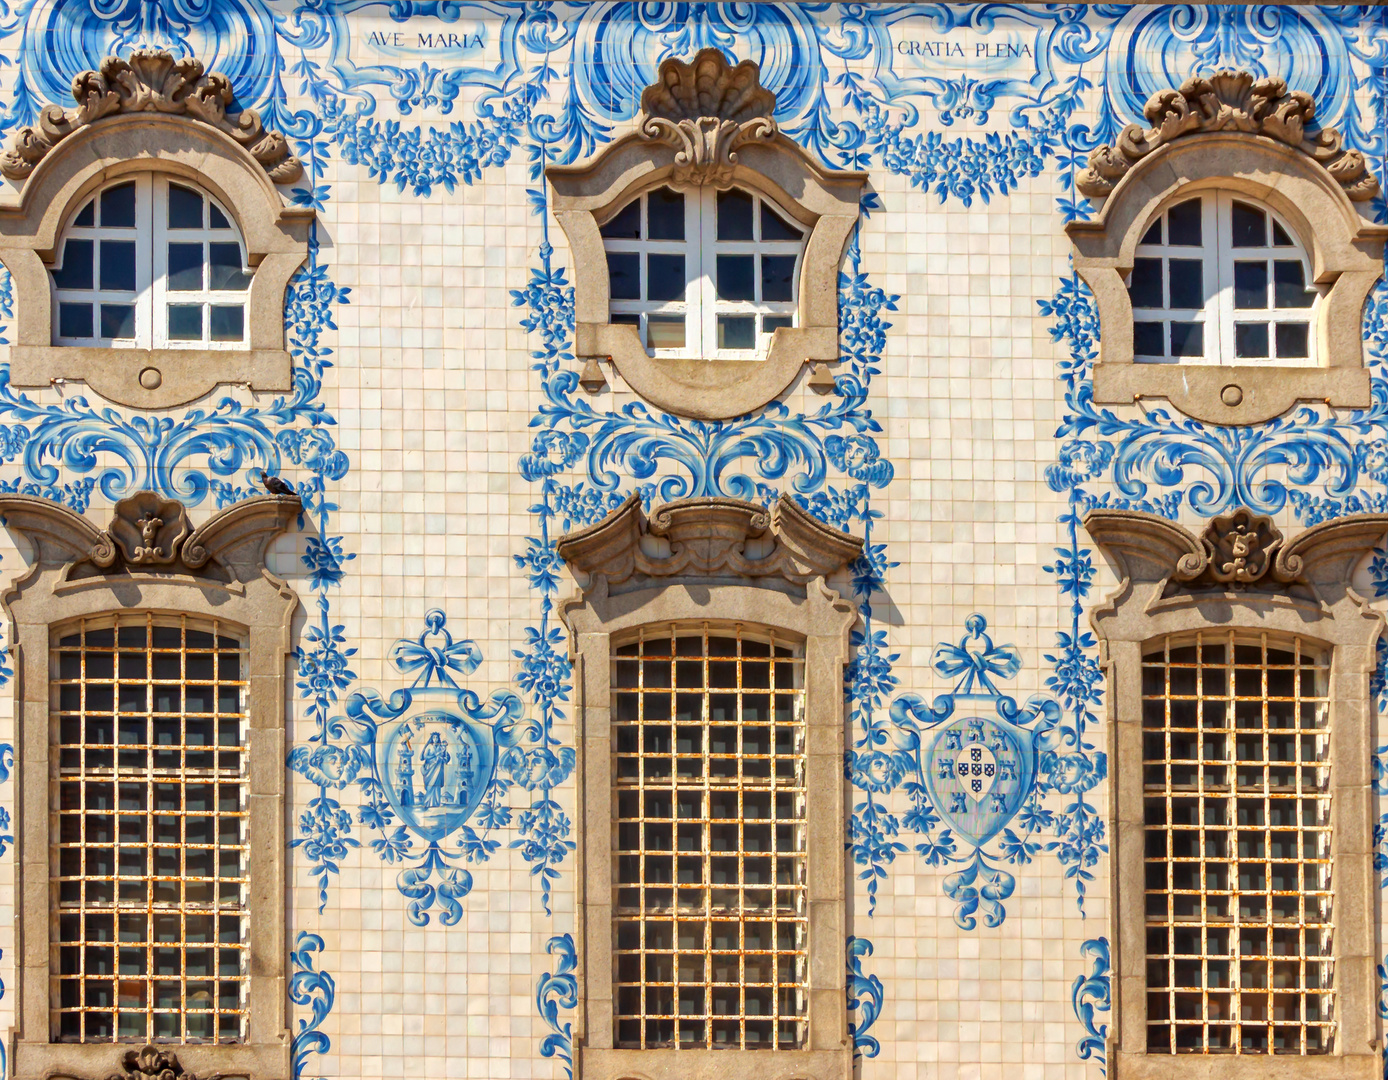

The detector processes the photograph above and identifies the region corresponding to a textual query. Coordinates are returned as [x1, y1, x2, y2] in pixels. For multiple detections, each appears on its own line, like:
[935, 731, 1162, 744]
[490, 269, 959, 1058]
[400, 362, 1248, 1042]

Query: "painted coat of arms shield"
[920, 705, 1035, 848]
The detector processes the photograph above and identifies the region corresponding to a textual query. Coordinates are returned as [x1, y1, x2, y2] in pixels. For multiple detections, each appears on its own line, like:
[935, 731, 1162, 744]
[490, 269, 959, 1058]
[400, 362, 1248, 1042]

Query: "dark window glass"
[1140, 219, 1162, 246]
[761, 203, 802, 241]
[1167, 199, 1202, 246]
[1272, 220, 1293, 247]
[168, 185, 203, 229]
[100, 304, 135, 340]
[167, 244, 203, 292]
[208, 203, 231, 230]
[1128, 258, 1163, 308]
[1231, 201, 1267, 247]
[1234, 262, 1268, 310]
[647, 254, 686, 302]
[716, 254, 755, 301]
[607, 251, 640, 300]
[761, 255, 796, 303]
[600, 201, 642, 240]
[1276, 323, 1309, 359]
[647, 188, 684, 241]
[717, 315, 755, 350]
[58, 302, 93, 339]
[209, 305, 244, 342]
[611, 313, 640, 325]
[100, 183, 136, 229]
[1273, 261, 1314, 309]
[1235, 322, 1269, 359]
[208, 244, 252, 291]
[53, 239, 94, 290]
[99, 241, 137, 292]
[763, 315, 793, 334]
[168, 304, 202, 341]
[73, 201, 94, 228]
[1133, 321, 1165, 357]
[717, 190, 755, 241]
[1169, 322, 1203, 358]
[1167, 259, 1204, 310]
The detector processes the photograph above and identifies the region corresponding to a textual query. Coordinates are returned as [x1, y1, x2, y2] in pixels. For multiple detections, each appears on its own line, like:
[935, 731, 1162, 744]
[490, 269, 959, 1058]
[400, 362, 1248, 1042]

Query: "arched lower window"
[51, 176, 252, 350]
[601, 186, 804, 360]
[1128, 193, 1318, 365]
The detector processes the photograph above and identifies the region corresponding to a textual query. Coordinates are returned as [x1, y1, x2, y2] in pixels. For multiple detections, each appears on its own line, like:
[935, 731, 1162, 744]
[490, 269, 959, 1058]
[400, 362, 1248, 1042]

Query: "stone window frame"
[0, 489, 302, 1080]
[1084, 506, 1388, 1078]
[1067, 69, 1388, 426]
[547, 49, 866, 421]
[0, 48, 312, 410]
[556, 494, 863, 1080]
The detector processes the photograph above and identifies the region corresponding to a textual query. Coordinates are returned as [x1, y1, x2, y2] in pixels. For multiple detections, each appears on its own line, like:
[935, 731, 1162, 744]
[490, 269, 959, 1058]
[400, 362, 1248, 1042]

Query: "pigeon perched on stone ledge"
[259, 470, 295, 496]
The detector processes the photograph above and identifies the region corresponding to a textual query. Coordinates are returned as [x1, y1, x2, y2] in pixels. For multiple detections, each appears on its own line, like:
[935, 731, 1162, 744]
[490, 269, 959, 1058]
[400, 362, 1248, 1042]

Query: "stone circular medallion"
[138, 367, 162, 390]
[1220, 384, 1244, 407]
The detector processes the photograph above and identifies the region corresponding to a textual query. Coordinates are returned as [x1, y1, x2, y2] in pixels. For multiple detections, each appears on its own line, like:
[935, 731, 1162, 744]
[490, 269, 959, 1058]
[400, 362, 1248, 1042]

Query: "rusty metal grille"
[53, 614, 249, 1043]
[1142, 632, 1333, 1055]
[611, 625, 807, 1051]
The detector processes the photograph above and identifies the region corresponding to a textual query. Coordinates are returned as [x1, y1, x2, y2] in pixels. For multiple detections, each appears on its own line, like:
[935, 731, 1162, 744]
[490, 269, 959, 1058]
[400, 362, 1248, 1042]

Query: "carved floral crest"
[1078, 69, 1378, 201]
[1, 48, 303, 183]
[636, 48, 778, 186]
[1174, 507, 1302, 588]
[97, 1045, 226, 1080]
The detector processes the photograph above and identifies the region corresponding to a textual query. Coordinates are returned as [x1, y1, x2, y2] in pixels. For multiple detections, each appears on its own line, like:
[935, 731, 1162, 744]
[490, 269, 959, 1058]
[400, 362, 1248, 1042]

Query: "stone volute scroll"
[547, 49, 866, 422]
[1066, 68, 1388, 426]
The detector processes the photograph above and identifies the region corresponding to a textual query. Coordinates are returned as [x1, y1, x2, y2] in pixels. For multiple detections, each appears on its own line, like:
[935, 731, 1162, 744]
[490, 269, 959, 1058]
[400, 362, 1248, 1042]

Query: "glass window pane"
[100, 304, 135, 340]
[1133, 321, 1165, 357]
[1140, 218, 1162, 246]
[1235, 322, 1269, 358]
[1128, 258, 1163, 308]
[59, 302, 93, 339]
[1167, 199, 1202, 246]
[100, 183, 136, 228]
[761, 202, 803, 241]
[73, 200, 94, 228]
[607, 251, 640, 300]
[53, 239, 94, 290]
[763, 315, 792, 334]
[168, 304, 202, 341]
[1276, 322, 1310, 359]
[761, 255, 796, 304]
[209, 305, 244, 342]
[208, 244, 252, 291]
[208, 202, 231, 230]
[1232, 201, 1267, 247]
[1273, 261, 1314, 309]
[99, 241, 137, 292]
[611, 313, 640, 326]
[168, 184, 204, 229]
[717, 190, 754, 241]
[167, 243, 204, 292]
[647, 314, 684, 350]
[717, 315, 755, 350]
[1272, 220, 1294, 247]
[600, 201, 642, 240]
[1167, 259, 1203, 310]
[647, 254, 686, 302]
[1169, 321, 1203, 358]
[648, 188, 684, 241]
[716, 254, 755, 301]
[1234, 262, 1268, 310]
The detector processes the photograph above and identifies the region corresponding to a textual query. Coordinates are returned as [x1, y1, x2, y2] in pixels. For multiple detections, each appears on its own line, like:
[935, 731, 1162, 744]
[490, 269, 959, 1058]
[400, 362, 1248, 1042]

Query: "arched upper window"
[51, 176, 253, 350]
[601, 185, 805, 360]
[1129, 194, 1318, 366]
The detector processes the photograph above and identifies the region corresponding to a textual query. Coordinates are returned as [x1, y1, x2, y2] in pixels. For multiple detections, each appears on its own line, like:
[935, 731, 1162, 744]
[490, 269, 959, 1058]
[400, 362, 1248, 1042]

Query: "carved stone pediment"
[1173, 507, 1301, 588]
[1078, 69, 1378, 201]
[556, 494, 863, 589]
[101, 1045, 228, 1080]
[1, 48, 303, 183]
[636, 48, 778, 186]
[0, 489, 301, 582]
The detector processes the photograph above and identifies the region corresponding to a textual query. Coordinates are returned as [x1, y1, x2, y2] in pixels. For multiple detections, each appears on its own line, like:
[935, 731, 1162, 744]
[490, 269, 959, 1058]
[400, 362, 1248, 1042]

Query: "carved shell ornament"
[636, 48, 778, 186]
[1078, 69, 1378, 201]
[0, 48, 303, 183]
[100, 1045, 227, 1080]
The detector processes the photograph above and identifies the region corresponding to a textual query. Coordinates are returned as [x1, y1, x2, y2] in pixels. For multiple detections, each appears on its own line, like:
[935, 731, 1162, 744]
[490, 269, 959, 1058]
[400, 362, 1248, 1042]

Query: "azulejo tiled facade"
[0, 3, 1383, 1079]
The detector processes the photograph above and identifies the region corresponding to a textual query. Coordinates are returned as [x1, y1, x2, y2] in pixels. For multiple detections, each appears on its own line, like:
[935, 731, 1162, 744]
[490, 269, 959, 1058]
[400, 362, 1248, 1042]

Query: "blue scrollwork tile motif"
[1072, 938, 1111, 1075]
[846, 936, 884, 1060]
[536, 934, 578, 1080]
[290, 931, 335, 1080]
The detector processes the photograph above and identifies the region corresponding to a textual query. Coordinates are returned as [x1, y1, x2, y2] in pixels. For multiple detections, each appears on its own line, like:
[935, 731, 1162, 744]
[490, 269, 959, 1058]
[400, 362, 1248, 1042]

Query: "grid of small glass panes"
[602, 186, 804, 357]
[1129, 192, 1317, 364]
[1142, 632, 1333, 1055]
[53, 615, 249, 1043]
[51, 175, 252, 349]
[611, 626, 807, 1050]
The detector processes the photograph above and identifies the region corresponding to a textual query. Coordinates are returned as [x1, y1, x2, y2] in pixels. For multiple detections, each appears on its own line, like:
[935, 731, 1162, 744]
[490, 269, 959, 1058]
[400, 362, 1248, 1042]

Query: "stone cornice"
[1078, 69, 1378, 201]
[556, 493, 863, 588]
[0, 49, 303, 184]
